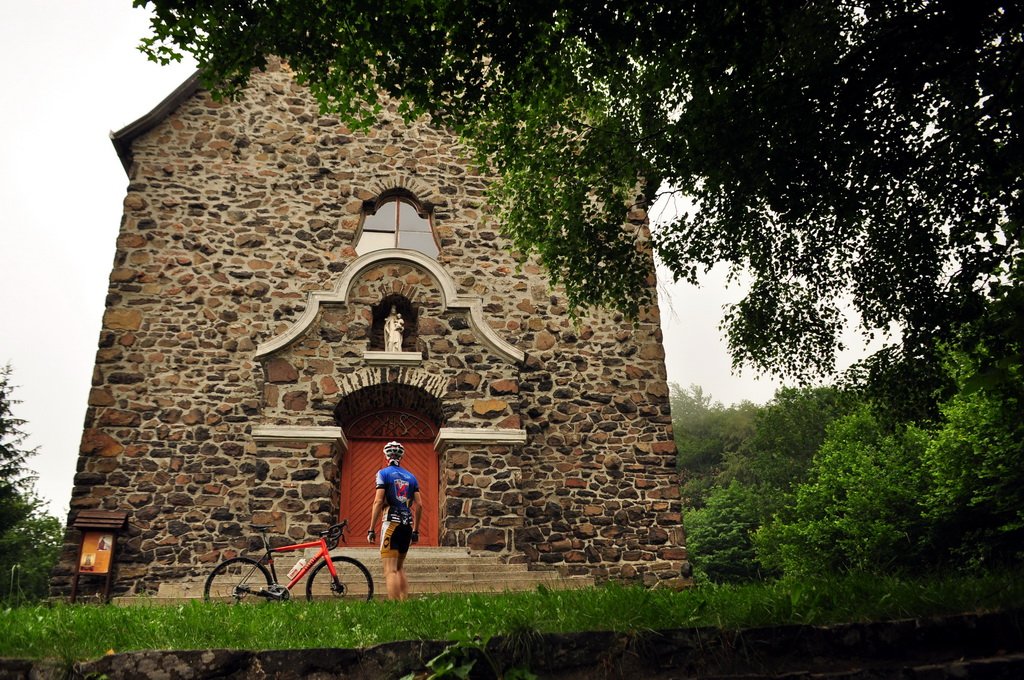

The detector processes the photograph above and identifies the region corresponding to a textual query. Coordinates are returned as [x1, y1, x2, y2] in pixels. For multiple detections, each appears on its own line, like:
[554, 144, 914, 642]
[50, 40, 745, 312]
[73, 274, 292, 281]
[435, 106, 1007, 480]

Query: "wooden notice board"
[70, 510, 128, 603]
[78, 531, 115, 574]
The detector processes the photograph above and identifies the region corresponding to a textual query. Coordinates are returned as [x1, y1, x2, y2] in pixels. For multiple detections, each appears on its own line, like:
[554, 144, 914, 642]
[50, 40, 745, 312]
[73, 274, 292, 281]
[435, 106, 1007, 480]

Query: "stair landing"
[114, 548, 593, 605]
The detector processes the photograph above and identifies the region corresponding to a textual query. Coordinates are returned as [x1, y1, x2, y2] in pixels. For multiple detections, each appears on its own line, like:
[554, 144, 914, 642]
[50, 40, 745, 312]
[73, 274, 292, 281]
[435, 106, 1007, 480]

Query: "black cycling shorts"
[379, 521, 413, 558]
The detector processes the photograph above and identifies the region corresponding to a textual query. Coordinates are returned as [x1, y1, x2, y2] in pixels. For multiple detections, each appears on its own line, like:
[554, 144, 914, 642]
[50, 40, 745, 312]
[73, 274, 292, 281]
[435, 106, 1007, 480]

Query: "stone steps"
[114, 549, 592, 604]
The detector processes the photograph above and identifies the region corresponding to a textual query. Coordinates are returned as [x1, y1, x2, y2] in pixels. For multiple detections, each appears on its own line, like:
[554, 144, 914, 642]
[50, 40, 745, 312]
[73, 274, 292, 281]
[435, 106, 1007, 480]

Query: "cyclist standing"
[367, 441, 422, 600]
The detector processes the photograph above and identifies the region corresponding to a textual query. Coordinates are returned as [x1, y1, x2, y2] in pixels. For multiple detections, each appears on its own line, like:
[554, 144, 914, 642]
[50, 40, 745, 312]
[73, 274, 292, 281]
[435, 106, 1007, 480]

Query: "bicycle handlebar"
[247, 520, 349, 548]
[319, 520, 349, 549]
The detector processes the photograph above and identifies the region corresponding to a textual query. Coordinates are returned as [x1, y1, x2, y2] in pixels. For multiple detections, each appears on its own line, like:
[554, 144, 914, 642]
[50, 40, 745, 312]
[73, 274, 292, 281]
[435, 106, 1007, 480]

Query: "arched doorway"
[339, 410, 439, 547]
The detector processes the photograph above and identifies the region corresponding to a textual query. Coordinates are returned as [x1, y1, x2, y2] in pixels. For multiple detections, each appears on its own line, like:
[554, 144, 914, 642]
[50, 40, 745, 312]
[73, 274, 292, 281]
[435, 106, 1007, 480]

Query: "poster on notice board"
[79, 531, 114, 574]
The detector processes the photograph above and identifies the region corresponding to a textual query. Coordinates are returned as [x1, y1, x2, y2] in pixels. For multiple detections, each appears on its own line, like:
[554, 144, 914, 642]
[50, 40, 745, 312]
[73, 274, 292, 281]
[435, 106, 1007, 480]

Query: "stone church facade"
[51, 60, 686, 597]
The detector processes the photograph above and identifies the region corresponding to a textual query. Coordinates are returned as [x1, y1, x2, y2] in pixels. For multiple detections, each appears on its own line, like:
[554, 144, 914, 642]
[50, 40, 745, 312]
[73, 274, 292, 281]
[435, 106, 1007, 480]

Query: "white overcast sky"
[0, 2, 876, 516]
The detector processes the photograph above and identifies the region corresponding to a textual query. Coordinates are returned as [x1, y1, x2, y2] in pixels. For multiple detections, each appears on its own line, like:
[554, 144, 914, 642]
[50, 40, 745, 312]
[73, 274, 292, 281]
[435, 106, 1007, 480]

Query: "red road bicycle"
[203, 520, 373, 602]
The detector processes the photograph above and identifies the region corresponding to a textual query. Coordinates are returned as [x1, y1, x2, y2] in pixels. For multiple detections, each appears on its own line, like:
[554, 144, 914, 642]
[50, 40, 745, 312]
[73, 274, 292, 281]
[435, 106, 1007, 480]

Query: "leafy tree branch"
[136, 0, 1023, 381]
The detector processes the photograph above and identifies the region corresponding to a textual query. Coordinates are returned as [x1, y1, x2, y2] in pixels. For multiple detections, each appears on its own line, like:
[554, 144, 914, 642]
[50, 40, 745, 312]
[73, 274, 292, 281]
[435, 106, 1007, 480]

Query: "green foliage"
[407, 641, 482, 680]
[921, 349, 1024, 567]
[670, 383, 759, 508]
[756, 408, 931, 576]
[756, 299, 1024, 579]
[685, 481, 776, 583]
[956, 258, 1024, 394]
[137, 0, 1024, 382]
[721, 386, 857, 490]
[0, 512, 63, 605]
[403, 635, 539, 680]
[0, 365, 36, 533]
[675, 294, 1021, 584]
[676, 385, 854, 582]
[0, 365, 63, 603]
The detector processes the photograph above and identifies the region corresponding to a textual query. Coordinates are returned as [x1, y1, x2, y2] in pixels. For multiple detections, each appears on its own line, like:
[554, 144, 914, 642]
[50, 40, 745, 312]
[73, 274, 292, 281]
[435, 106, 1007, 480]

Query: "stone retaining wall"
[5, 610, 1022, 679]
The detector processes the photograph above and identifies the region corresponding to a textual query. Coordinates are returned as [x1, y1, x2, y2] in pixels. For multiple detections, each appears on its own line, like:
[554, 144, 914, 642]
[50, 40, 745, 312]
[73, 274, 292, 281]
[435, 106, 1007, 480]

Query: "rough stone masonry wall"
[514, 305, 683, 585]
[52, 59, 685, 597]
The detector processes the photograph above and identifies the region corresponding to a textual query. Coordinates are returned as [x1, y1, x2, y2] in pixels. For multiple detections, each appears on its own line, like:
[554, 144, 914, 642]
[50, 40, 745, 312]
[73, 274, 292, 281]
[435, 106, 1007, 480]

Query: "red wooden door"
[339, 411, 438, 547]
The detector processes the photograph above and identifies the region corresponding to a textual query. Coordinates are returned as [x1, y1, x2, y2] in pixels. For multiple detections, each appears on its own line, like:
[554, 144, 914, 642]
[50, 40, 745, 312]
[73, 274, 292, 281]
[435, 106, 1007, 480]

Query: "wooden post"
[69, 510, 128, 604]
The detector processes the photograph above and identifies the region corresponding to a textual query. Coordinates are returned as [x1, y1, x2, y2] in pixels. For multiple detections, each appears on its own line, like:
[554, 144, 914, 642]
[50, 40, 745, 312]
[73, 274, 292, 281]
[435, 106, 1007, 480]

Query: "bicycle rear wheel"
[204, 557, 272, 603]
[306, 556, 374, 601]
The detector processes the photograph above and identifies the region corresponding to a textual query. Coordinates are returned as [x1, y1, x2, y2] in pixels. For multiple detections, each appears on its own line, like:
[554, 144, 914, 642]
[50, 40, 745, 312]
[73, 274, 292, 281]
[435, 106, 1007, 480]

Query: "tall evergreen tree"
[0, 365, 36, 536]
[0, 365, 61, 602]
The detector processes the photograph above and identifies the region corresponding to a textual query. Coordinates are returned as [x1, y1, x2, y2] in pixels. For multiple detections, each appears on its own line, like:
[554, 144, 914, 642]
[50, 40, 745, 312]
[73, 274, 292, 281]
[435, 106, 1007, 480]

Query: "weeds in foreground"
[1, 570, 1021, 662]
[402, 635, 538, 680]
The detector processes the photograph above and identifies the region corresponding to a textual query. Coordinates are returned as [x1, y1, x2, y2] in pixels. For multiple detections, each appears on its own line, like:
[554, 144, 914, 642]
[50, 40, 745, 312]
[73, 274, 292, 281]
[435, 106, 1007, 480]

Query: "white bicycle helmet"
[383, 440, 405, 462]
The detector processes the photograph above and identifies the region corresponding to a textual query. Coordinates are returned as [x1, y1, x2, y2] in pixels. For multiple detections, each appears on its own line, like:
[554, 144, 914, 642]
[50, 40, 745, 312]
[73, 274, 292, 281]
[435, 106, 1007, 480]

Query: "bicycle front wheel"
[306, 556, 374, 601]
[204, 557, 272, 603]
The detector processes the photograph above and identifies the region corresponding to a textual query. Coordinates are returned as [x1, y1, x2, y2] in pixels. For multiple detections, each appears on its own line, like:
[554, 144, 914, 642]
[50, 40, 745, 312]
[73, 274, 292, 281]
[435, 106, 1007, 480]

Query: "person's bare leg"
[382, 556, 402, 600]
[396, 553, 409, 600]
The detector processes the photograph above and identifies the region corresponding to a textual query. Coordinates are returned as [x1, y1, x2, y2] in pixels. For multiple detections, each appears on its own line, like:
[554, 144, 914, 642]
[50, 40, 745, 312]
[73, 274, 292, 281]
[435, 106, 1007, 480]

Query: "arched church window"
[355, 195, 439, 259]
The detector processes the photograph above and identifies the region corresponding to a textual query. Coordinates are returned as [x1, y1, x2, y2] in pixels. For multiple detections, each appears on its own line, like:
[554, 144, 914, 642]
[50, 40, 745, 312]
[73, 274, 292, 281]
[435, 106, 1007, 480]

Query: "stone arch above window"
[355, 190, 438, 259]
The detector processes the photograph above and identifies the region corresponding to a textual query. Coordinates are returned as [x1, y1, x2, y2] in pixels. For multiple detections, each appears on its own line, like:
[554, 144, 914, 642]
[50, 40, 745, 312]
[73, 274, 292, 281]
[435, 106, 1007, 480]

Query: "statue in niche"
[384, 306, 405, 352]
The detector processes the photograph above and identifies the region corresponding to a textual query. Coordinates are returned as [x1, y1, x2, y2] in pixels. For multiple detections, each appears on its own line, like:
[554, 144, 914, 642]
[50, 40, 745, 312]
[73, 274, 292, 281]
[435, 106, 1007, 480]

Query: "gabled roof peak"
[110, 71, 202, 174]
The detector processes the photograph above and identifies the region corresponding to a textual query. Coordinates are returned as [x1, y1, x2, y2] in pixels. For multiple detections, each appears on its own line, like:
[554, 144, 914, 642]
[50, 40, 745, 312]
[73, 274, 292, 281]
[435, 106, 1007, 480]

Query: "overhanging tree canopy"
[136, 0, 1023, 381]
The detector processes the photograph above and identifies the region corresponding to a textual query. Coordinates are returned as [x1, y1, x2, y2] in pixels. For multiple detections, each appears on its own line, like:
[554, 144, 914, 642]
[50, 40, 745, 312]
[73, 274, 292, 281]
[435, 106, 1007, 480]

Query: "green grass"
[3, 570, 1023, 663]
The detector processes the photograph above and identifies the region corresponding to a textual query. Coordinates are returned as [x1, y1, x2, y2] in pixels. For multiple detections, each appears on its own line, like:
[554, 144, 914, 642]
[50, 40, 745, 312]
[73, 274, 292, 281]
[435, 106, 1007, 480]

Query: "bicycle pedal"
[265, 584, 290, 601]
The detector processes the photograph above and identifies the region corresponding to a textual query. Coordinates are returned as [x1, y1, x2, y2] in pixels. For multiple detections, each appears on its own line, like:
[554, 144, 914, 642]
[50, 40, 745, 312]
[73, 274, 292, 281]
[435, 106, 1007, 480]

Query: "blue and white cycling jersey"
[375, 464, 419, 524]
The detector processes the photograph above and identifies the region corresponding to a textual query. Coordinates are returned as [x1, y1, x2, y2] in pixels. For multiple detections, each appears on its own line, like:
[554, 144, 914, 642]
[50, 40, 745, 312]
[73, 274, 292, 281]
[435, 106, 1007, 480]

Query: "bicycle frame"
[263, 536, 340, 592]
